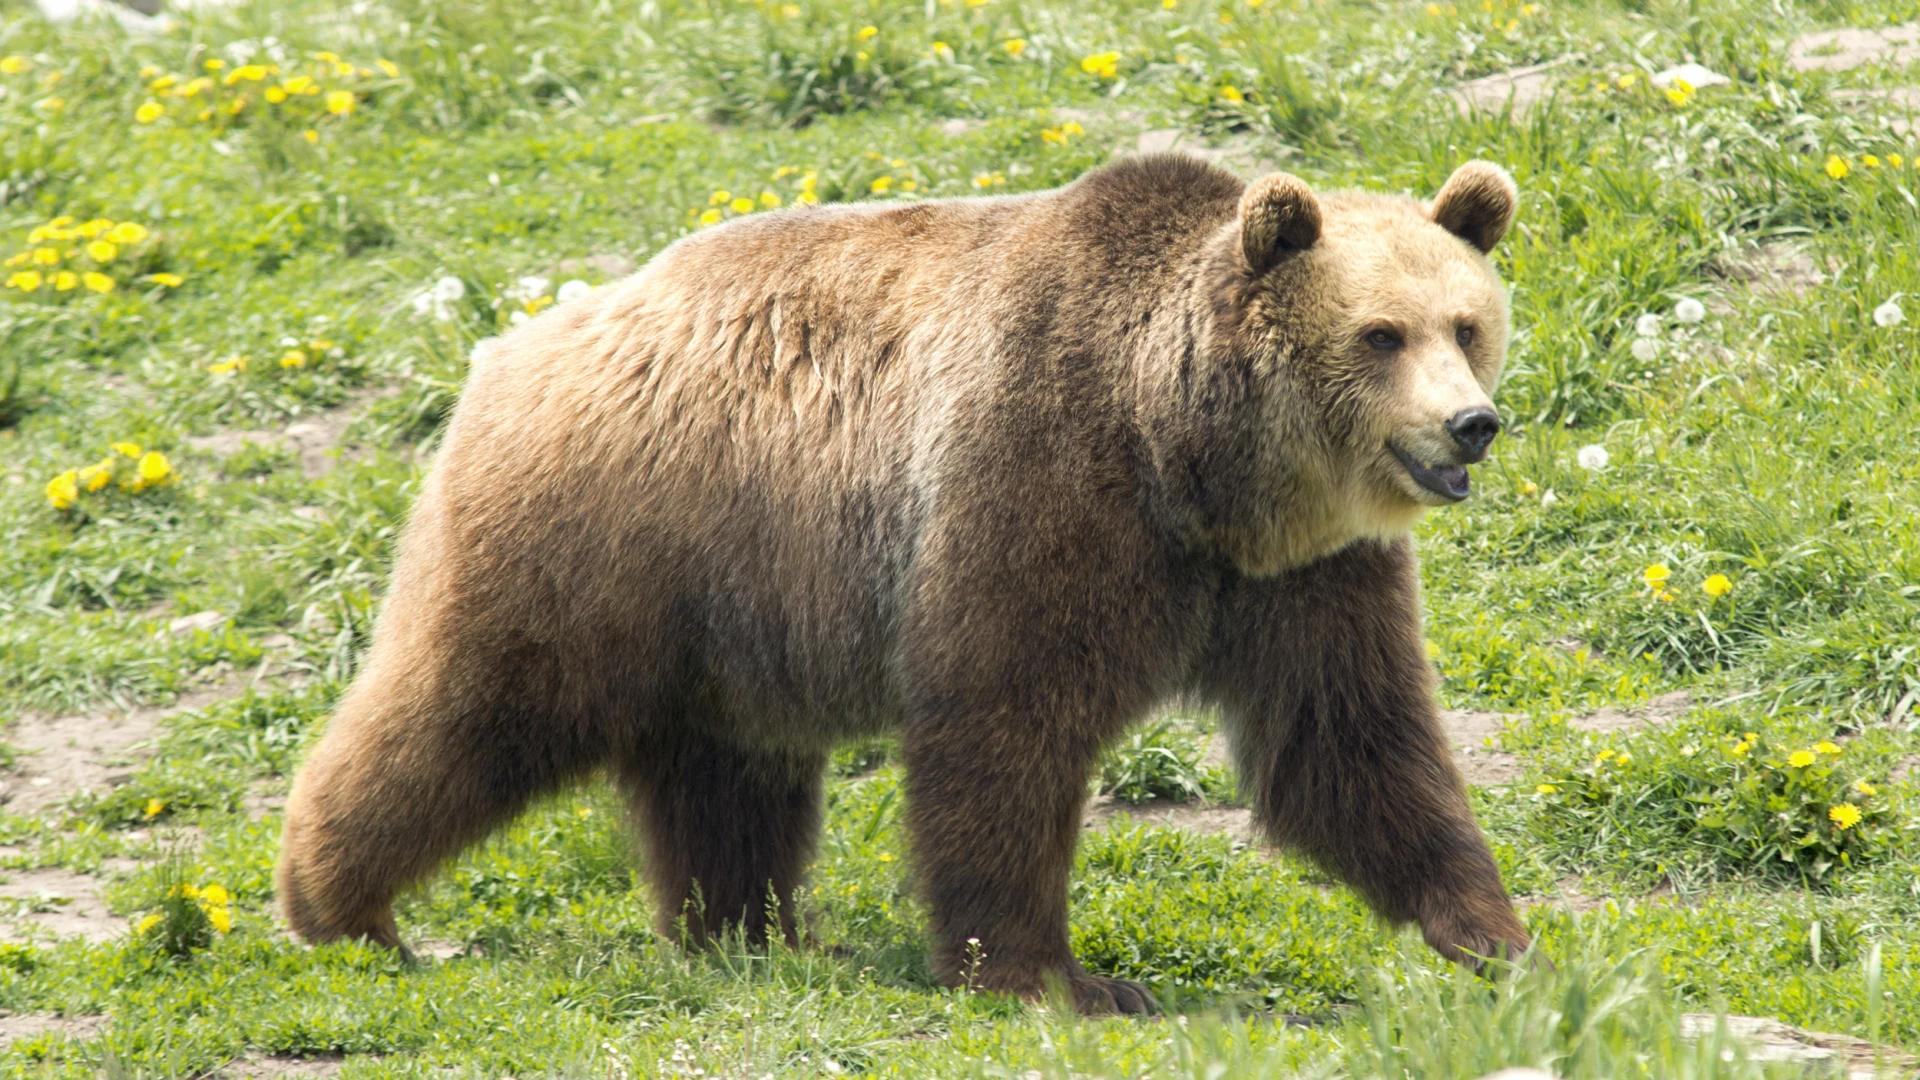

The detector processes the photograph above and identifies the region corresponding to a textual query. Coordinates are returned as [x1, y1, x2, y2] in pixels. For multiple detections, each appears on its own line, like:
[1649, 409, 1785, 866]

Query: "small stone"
[168, 610, 225, 636]
[1651, 63, 1729, 90]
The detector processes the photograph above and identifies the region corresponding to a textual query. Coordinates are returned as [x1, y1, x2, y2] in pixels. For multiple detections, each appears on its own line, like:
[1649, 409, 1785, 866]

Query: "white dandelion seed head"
[1673, 297, 1707, 324]
[1634, 313, 1662, 338]
[1873, 299, 1904, 327]
[508, 309, 529, 325]
[1631, 337, 1659, 363]
[556, 279, 592, 304]
[506, 275, 550, 303]
[1576, 444, 1610, 471]
[1540, 489, 1559, 507]
[430, 275, 466, 302]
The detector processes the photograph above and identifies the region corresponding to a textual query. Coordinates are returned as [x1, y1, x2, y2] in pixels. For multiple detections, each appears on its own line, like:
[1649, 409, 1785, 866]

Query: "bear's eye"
[1363, 328, 1402, 351]
[1456, 325, 1476, 349]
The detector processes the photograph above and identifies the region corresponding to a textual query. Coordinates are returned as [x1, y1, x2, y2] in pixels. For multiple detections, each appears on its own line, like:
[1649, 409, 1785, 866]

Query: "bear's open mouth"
[1388, 443, 1471, 502]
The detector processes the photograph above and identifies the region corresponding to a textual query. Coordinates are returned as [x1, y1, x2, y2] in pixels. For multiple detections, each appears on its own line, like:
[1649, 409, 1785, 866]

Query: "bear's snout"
[1444, 406, 1501, 463]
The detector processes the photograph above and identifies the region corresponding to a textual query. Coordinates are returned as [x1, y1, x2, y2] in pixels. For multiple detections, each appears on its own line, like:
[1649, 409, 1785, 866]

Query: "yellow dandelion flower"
[265, 85, 288, 104]
[6, 269, 43, 292]
[1702, 573, 1732, 597]
[107, 222, 149, 245]
[1826, 155, 1850, 180]
[857, 24, 878, 41]
[86, 240, 118, 263]
[136, 100, 165, 124]
[111, 441, 142, 457]
[376, 59, 399, 77]
[1828, 804, 1862, 830]
[930, 41, 953, 61]
[32, 247, 59, 265]
[325, 89, 355, 115]
[1814, 740, 1841, 755]
[1535, 783, 1558, 794]
[199, 884, 230, 906]
[78, 462, 112, 493]
[729, 196, 755, 214]
[1787, 749, 1817, 768]
[136, 450, 172, 485]
[1079, 51, 1120, 79]
[1641, 563, 1671, 589]
[81, 271, 114, 293]
[45, 470, 79, 510]
[1220, 84, 1244, 102]
[302, 129, 319, 144]
[203, 58, 226, 71]
[698, 208, 723, 226]
[136, 913, 163, 934]
[759, 190, 782, 208]
[870, 175, 894, 193]
[0, 56, 30, 75]
[1862, 153, 1881, 168]
[53, 271, 78, 291]
[144, 797, 166, 818]
[1061, 121, 1083, 136]
[1854, 780, 1877, 796]
[332, 61, 355, 77]
[1425, 1, 1442, 12]
[1002, 37, 1027, 57]
[207, 356, 247, 375]
[279, 349, 308, 368]
[1890, 153, 1905, 168]
[75, 218, 112, 239]
[147, 272, 183, 287]
[709, 189, 732, 206]
[1165, 0, 1177, 8]
[284, 74, 314, 95]
[207, 906, 233, 933]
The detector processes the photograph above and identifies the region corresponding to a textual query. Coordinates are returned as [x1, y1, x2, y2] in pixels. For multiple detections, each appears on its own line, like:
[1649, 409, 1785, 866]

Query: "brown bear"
[277, 152, 1529, 1015]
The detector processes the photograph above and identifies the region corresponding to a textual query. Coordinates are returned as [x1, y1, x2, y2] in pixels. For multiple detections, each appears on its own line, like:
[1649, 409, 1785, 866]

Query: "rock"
[1652, 63, 1730, 90]
[1679, 1013, 1917, 1079]
[1788, 22, 1920, 72]
[168, 610, 226, 637]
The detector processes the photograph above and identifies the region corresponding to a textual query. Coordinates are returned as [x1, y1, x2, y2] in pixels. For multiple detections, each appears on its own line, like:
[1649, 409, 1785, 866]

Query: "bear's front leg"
[902, 717, 1156, 1015]
[1209, 537, 1533, 969]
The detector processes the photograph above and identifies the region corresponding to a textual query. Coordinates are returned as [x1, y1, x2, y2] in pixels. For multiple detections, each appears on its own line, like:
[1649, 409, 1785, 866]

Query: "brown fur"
[277, 153, 1528, 1015]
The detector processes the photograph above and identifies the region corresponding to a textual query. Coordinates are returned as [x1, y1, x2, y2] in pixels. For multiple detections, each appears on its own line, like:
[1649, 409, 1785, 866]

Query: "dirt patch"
[1567, 690, 1693, 734]
[1832, 86, 1920, 135]
[186, 386, 391, 481]
[1449, 55, 1580, 117]
[0, 1012, 107, 1046]
[1788, 22, 1920, 73]
[1083, 796, 1254, 840]
[1129, 129, 1276, 176]
[1679, 1013, 1915, 1079]
[1441, 708, 1522, 785]
[0, 867, 120, 943]
[1712, 240, 1827, 296]
[216, 1053, 347, 1078]
[2, 681, 234, 818]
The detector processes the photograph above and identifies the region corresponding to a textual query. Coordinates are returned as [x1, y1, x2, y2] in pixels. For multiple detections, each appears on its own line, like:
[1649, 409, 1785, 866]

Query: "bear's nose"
[1445, 406, 1501, 461]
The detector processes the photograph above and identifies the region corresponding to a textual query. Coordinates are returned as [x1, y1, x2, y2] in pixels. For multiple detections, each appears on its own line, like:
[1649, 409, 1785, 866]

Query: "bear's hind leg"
[278, 669, 595, 949]
[619, 735, 825, 947]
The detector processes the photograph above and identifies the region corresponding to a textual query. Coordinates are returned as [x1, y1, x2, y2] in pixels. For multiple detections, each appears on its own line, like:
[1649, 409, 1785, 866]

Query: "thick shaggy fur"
[278, 153, 1529, 1015]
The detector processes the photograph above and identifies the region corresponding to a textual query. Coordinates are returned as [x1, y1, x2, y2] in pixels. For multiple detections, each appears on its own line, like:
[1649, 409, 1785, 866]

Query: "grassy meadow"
[1, 0, 1918, 1074]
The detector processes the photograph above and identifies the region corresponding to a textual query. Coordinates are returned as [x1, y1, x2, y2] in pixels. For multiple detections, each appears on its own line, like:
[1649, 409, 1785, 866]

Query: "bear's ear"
[1239, 172, 1322, 275]
[1429, 161, 1517, 254]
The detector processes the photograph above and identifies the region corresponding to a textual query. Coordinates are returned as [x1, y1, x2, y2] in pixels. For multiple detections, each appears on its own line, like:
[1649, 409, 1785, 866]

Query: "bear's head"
[1159, 161, 1518, 573]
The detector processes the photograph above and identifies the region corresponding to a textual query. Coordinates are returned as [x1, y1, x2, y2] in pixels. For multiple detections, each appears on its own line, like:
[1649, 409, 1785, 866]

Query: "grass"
[1, 0, 1917, 1074]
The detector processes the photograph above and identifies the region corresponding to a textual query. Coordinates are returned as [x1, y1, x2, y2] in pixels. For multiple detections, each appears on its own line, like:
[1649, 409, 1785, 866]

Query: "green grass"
[1, 0, 1918, 1074]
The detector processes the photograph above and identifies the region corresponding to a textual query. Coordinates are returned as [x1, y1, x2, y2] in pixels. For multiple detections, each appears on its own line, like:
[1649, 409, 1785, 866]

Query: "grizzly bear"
[278, 153, 1529, 1015]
